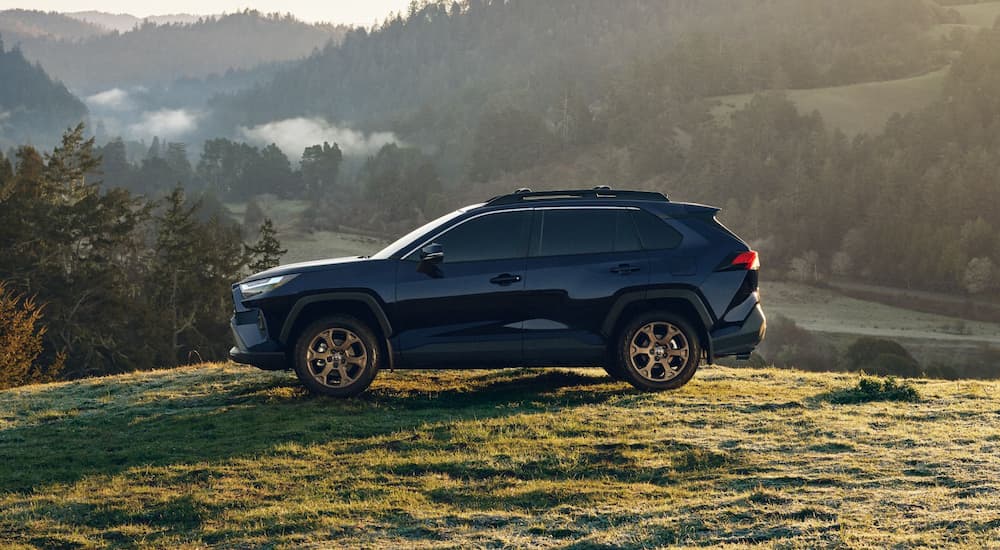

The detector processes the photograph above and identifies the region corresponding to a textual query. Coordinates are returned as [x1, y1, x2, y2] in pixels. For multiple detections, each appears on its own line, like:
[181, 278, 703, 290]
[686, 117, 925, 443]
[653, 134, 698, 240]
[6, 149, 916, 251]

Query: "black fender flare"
[601, 288, 715, 359]
[279, 292, 393, 346]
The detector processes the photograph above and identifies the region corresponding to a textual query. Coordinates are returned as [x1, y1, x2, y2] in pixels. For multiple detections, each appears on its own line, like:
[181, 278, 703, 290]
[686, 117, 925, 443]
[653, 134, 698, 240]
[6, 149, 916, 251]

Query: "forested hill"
[214, 0, 950, 135]
[7, 11, 348, 92]
[0, 39, 87, 150]
[209, 0, 1000, 297]
[0, 9, 106, 42]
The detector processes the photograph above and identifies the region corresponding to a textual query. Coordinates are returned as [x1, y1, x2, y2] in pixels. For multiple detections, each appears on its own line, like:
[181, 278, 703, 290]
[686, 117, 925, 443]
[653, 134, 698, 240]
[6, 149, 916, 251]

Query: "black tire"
[616, 311, 701, 392]
[293, 315, 382, 397]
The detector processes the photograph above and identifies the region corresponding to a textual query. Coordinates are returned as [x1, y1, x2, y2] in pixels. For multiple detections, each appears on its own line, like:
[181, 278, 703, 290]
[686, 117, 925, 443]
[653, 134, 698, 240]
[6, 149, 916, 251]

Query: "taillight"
[719, 250, 760, 271]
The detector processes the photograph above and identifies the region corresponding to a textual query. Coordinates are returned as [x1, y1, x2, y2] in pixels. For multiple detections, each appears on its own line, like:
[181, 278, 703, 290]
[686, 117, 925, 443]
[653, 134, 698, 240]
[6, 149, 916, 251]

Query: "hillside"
[0, 40, 87, 150]
[9, 11, 347, 92]
[953, 1, 1000, 26]
[0, 9, 106, 41]
[65, 11, 205, 32]
[1, 364, 997, 547]
[712, 67, 949, 136]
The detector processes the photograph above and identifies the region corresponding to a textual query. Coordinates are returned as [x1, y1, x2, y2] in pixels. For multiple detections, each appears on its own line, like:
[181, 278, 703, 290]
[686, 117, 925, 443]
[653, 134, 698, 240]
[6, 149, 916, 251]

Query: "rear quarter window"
[633, 209, 683, 250]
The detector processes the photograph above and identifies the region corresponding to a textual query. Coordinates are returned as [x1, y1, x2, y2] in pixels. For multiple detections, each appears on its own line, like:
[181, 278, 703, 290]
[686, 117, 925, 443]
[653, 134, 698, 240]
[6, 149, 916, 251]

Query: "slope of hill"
[65, 11, 205, 32]
[0, 40, 87, 150]
[11, 11, 347, 92]
[712, 67, 949, 136]
[1, 364, 997, 547]
[0, 9, 106, 41]
[953, 1, 1000, 26]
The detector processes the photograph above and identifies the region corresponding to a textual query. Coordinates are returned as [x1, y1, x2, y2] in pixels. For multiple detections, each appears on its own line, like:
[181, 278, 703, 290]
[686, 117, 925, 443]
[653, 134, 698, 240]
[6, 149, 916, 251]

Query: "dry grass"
[712, 67, 948, 136]
[1, 364, 998, 548]
[953, 2, 1000, 28]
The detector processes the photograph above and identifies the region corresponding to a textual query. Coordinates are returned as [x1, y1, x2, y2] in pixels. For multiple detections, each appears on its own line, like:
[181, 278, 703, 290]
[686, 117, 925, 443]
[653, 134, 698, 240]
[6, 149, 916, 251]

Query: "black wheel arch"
[602, 288, 715, 360]
[280, 291, 393, 346]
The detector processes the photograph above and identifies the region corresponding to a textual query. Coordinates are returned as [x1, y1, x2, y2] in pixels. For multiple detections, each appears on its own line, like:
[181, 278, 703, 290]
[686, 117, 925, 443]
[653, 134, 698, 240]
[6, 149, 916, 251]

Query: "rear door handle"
[489, 273, 522, 286]
[610, 264, 641, 275]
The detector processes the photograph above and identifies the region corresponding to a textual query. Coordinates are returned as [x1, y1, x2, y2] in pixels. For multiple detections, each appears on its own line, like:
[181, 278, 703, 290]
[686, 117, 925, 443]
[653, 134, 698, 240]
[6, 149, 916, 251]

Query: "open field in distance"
[712, 67, 949, 136]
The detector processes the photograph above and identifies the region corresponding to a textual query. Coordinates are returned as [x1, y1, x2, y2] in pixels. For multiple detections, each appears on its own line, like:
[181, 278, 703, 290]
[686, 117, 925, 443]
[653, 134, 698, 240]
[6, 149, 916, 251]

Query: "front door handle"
[610, 263, 641, 275]
[489, 273, 522, 286]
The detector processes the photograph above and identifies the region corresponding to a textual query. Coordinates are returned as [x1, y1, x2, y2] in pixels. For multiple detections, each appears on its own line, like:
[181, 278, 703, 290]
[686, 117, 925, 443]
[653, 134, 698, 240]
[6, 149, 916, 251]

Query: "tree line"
[0, 124, 283, 389]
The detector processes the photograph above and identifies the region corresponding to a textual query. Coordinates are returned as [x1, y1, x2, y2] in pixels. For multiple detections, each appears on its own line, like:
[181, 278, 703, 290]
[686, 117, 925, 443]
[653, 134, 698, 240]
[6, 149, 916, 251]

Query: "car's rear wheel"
[617, 312, 701, 391]
[293, 315, 381, 397]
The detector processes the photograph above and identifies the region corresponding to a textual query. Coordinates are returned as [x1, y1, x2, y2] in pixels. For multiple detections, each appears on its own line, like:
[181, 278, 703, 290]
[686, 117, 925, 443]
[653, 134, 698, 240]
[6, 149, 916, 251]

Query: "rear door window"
[534, 209, 641, 257]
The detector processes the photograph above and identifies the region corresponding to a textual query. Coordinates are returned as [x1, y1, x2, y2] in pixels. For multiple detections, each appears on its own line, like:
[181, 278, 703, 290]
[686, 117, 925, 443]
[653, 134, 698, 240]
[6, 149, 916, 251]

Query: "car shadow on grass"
[0, 368, 627, 492]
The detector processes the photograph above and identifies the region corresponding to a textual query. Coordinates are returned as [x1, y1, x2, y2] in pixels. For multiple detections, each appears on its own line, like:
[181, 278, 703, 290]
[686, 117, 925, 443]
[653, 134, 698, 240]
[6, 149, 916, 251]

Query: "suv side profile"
[230, 188, 765, 397]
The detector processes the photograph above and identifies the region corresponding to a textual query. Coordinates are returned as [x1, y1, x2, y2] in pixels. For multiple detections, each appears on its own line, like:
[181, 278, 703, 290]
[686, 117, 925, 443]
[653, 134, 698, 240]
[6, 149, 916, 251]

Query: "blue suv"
[230, 188, 765, 397]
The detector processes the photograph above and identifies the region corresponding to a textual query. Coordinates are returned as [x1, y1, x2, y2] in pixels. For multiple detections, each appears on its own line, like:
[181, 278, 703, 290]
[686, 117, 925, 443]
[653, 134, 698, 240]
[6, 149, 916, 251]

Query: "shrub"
[827, 377, 920, 404]
[756, 314, 837, 371]
[0, 282, 63, 389]
[846, 337, 920, 377]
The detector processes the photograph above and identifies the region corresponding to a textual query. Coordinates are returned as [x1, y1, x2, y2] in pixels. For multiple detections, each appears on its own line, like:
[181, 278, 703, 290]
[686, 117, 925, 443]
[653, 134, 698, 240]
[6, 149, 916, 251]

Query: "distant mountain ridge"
[0, 9, 105, 41]
[65, 11, 209, 33]
[1, 10, 347, 92]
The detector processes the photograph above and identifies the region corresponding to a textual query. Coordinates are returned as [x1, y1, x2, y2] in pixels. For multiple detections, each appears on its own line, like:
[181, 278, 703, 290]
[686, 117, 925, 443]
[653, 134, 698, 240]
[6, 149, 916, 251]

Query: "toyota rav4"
[230, 188, 765, 397]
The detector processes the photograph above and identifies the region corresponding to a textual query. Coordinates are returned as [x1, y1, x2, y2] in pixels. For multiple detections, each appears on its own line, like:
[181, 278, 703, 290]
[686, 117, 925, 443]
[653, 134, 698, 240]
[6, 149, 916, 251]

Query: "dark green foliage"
[359, 144, 443, 233]
[756, 315, 837, 372]
[245, 218, 286, 274]
[469, 108, 555, 181]
[0, 38, 87, 151]
[826, 377, 920, 404]
[195, 138, 300, 199]
[847, 338, 921, 377]
[301, 142, 343, 194]
[0, 125, 262, 381]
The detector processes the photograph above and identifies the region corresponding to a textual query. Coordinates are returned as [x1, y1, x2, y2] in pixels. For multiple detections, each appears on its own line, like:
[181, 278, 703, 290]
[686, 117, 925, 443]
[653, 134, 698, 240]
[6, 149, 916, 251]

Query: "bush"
[0, 282, 62, 389]
[846, 337, 920, 377]
[827, 377, 920, 404]
[756, 314, 837, 371]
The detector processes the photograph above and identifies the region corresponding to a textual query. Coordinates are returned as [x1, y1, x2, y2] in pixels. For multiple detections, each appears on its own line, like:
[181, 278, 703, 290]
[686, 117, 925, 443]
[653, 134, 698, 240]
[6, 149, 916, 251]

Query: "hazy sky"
[0, 0, 415, 25]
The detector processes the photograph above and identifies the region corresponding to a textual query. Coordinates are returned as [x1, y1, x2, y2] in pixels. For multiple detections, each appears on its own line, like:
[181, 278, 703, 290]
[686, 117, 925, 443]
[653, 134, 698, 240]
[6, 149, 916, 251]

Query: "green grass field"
[953, 1, 1000, 28]
[713, 67, 949, 136]
[2, 364, 998, 548]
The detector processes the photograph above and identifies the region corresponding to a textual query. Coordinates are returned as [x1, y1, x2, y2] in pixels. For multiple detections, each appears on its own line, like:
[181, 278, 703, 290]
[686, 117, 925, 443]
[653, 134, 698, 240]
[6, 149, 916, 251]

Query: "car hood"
[240, 256, 371, 283]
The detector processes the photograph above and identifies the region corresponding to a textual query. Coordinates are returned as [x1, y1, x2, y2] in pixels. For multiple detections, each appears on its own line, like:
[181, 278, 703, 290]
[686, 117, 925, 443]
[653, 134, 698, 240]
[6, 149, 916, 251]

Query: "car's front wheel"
[293, 315, 381, 397]
[617, 312, 701, 391]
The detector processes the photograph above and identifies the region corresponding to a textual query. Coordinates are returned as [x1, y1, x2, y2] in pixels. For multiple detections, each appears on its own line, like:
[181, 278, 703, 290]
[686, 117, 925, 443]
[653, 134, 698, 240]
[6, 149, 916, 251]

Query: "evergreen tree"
[245, 218, 286, 273]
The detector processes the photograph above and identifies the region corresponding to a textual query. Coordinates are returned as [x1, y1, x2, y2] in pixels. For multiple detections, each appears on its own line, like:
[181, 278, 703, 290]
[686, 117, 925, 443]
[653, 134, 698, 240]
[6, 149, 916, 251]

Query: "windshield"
[371, 205, 479, 259]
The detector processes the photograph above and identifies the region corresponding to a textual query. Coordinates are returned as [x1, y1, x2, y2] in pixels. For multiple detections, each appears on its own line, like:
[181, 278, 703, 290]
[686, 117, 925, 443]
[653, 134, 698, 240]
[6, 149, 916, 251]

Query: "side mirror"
[419, 243, 444, 264]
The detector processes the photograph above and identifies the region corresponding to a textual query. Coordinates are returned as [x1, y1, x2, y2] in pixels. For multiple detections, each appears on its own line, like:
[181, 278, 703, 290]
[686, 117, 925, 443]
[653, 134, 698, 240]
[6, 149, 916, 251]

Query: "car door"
[393, 210, 533, 367]
[521, 207, 650, 365]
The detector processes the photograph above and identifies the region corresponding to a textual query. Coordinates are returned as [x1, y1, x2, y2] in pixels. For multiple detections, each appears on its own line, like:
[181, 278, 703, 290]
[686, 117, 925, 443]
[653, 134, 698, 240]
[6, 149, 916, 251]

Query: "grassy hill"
[712, 67, 949, 136]
[953, 1, 1000, 27]
[1, 364, 998, 547]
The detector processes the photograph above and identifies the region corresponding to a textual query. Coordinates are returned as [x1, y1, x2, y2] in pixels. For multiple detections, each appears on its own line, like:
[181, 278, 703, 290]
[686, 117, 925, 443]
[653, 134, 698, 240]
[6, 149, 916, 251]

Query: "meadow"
[1, 364, 998, 548]
[712, 68, 949, 136]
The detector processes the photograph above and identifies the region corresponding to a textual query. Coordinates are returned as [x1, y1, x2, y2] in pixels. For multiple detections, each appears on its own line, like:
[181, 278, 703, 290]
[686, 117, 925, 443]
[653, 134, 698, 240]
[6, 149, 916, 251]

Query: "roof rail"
[486, 188, 669, 206]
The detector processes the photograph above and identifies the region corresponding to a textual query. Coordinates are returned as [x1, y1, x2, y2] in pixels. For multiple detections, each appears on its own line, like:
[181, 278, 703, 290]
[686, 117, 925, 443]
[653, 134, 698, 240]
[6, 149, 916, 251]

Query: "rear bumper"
[711, 303, 766, 358]
[229, 347, 288, 371]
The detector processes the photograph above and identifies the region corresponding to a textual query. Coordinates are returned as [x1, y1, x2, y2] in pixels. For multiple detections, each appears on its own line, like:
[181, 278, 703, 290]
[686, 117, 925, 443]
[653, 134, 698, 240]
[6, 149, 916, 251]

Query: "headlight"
[239, 274, 297, 298]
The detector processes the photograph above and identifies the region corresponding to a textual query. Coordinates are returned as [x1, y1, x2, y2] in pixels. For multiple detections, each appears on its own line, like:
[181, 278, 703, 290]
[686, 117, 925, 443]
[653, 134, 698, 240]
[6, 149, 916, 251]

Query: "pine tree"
[245, 218, 286, 273]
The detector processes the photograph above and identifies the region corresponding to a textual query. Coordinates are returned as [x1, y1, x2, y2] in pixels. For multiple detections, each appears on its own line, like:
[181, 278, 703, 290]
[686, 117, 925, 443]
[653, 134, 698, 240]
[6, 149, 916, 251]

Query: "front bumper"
[710, 303, 766, 358]
[230, 289, 289, 370]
